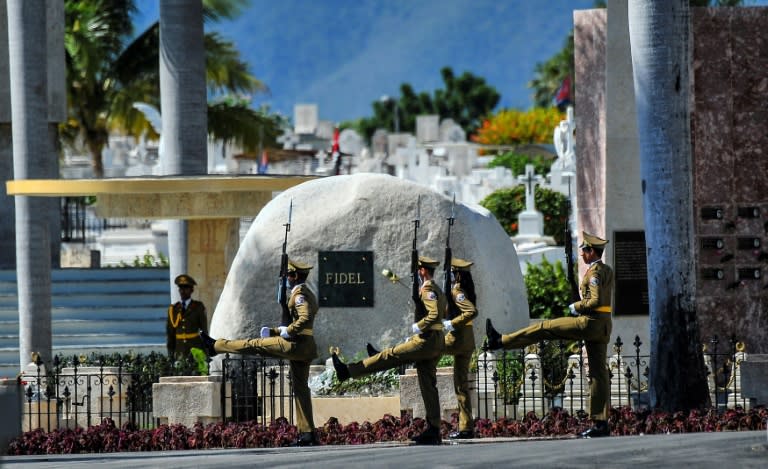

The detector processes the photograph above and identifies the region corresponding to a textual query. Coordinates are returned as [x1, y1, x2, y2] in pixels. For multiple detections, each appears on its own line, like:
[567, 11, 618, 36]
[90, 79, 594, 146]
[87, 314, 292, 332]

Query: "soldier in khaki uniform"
[332, 256, 446, 445]
[199, 260, 320, 446]
[443, 258, 478, 439]
[166, 274, 208, 359]
[486, 232, 614, 438]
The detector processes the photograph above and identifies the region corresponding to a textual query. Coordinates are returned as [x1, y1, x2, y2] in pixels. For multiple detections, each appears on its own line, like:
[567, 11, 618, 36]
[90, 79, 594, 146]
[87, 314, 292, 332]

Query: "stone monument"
[209, 173, 530, 364]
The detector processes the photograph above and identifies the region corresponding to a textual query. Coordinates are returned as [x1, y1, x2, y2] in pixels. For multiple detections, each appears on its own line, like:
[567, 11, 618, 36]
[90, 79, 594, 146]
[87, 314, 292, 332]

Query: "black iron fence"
[60, 196, 145, 243]
[20, 353, 295, 432]
[473, 334, 749, 420]
[220, 355, 294, 424]
[18, 334, 750, 433]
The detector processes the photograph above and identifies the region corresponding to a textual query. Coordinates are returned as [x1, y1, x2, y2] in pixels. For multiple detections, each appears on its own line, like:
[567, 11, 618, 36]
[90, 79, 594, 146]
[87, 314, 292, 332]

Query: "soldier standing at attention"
[332, 256, 446, 445]
[486, 232, 614, 438]
[166, 274, 208, 359]
[443, 258, 478, 439]
[199, 260, 320, 447]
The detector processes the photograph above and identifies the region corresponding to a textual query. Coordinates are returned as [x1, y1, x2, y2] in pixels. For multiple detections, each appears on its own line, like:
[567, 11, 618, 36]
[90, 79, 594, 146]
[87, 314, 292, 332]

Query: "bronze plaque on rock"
[613, 231, 649, 315]
[318, 251, 374, 307]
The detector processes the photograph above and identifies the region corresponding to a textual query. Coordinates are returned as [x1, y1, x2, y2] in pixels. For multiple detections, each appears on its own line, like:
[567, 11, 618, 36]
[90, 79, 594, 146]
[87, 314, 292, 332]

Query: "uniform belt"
[427, 324, 443, 331]
[593, 306, 612, 314]
[175, 332, 199, 340]
[296, 329, 313, 336]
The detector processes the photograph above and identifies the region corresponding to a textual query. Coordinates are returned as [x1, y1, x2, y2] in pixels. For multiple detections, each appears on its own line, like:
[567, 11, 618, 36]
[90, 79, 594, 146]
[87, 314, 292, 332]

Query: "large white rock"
[210, 174, 529, 363]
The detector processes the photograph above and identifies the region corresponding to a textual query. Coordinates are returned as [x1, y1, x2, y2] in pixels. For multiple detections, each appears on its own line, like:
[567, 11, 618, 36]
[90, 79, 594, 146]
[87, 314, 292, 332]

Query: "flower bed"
[7, 406, 767, 455]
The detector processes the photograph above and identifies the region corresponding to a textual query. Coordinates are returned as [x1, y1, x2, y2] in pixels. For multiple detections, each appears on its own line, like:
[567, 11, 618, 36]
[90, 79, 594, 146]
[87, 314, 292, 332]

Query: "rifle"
[444, 194, 460, 320]
[278, 200, 293, 326]
[411, 195, 428, 322]
[564, 198, 580, 303]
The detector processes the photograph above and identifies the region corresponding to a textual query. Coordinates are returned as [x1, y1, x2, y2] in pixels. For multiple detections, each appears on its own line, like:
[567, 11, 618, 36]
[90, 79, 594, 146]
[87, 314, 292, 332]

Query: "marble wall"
[574, 7, 768, 354]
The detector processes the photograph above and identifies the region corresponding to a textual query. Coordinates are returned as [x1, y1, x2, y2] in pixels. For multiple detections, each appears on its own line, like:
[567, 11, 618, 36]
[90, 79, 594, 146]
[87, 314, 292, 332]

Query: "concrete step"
[0, 293, 167, 308]
[0, 318, 166, 336]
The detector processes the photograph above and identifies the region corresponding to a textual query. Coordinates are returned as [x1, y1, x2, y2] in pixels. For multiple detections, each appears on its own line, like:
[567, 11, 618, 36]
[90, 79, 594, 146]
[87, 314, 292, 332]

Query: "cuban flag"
[257, 150, 269, 174]
[554, 75, 571, 111]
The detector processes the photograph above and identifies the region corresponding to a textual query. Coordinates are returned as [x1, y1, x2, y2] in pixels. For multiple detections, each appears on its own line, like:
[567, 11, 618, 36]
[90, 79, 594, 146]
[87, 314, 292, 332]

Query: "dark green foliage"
[524, 257, 570, 319]
[479, 186, 569, 244]
[487, 151, 552, 177]
[351, 66, 500, 141]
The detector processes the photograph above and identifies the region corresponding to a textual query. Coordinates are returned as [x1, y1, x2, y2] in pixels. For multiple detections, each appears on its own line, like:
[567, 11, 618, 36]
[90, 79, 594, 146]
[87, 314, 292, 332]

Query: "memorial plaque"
[737, 237, 761, 250]
[737, 267, 761, 280]
[318, 251, 374, 307]
[700, 268, 725, 280]
[701, 237, 725, 250]
[700, 207, 724, 220]
[737, 206, 760, 218]
[613, 231, 648, 315]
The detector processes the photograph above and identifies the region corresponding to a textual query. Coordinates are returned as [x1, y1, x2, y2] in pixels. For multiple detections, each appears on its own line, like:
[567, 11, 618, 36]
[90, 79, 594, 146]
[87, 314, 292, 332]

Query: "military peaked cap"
[288, 260, 313, 273]
[579, 231, 609, 249]
[174, 274, 197, 287]
[451, 257, 474, 271]
[418, 256, 440, 268]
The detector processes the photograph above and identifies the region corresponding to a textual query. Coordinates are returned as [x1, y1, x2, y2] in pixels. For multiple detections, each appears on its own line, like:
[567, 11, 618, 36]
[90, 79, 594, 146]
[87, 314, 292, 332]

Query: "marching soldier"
[486, 232, 614, 438]
[199, 260, 320, 447]
[443, 258, 478, 439]
[332, 256, 446, 445]
[166, 274, 208, 359]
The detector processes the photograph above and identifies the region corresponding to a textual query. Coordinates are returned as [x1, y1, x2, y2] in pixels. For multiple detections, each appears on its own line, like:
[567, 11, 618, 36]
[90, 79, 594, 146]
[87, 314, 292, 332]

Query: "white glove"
[443, 320, 454, 332]
[260, 326, 270, 338]
[568, 304, 578, 317]
[411, 323, 421, 334]
[278, 326, 290, 339]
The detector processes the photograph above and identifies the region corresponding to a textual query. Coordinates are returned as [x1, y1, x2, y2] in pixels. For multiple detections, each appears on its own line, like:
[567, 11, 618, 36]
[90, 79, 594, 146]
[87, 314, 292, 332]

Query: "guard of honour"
[199, 199, 613, 445]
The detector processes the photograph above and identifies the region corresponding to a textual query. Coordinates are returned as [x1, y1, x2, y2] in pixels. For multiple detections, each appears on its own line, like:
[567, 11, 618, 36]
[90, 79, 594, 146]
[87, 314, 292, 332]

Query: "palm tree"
[7, 0, 54, 368]
[628, 0, 709, 411]
[62, 0, 279, 178]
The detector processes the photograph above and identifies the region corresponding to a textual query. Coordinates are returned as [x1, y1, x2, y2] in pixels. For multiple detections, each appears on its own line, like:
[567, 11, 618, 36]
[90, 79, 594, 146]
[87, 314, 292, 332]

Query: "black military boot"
[295, 431, 319, 447]
[331, 353, 350, 382]
[411, 425, 442, 445]
[198, 329, 218, 357]
[366, 343, 380, 357]
[485, 319, 503, 350]
[448, 429, 474, 439]
[578, 420, 610, 438]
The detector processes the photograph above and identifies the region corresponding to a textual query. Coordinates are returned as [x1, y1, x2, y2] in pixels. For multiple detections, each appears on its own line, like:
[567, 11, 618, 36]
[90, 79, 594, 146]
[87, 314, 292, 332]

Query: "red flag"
[257, 150, 269, 174]
[554, 76, 571, 110]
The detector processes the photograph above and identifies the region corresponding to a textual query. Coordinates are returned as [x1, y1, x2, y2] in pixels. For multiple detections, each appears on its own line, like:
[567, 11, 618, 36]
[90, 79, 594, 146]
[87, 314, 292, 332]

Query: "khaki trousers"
[500, 315, 612, 420]
[444, 325, 475, 431]
[349, 331, 445, 428]
[215, 336, 318, 432]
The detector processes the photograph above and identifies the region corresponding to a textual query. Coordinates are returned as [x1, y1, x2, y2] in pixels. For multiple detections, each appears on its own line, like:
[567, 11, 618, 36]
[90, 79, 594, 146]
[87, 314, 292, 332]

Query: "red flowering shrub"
[7, 407, 767, 455]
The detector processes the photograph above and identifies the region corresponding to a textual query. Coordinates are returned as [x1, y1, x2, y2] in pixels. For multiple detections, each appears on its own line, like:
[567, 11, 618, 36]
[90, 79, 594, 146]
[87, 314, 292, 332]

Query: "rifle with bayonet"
[411, 195, 428, 321]
[278, 200, 293, 326]
[564, 197, 580, 303]
[443, 194, 460, 320]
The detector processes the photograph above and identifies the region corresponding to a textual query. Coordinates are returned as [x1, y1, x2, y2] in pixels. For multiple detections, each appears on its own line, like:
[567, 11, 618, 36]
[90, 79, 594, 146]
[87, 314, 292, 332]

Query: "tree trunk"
[159, 0, 208, 301]
[628, 0, 709, 411]
[7, 0, 53, 368]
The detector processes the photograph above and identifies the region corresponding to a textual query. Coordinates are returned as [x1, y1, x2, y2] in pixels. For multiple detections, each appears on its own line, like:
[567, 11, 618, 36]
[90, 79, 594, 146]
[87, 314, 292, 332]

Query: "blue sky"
[133, 1, 768, 122]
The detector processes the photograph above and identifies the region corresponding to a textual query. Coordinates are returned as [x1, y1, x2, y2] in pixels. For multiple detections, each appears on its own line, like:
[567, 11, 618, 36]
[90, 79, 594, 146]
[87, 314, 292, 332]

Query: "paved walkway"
[2, 430, 766, 468]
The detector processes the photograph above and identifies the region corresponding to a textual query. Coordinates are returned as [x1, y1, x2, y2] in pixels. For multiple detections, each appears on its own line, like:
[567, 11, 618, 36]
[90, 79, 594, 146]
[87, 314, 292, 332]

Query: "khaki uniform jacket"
[166, 299, 207, 355]
[572, 261, 613, 315]
[270, 283, 318, 361]
[445, 284, 477, 353]
[415, 279, 446, 333]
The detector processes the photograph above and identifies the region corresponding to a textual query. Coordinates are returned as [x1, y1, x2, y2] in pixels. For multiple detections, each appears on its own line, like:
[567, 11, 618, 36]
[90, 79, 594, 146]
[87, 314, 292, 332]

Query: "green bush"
[115, 251, 169, 268]
[487, 151, 551, 176]
[479, 185, 569, 244]
[524, 256, 570, 319]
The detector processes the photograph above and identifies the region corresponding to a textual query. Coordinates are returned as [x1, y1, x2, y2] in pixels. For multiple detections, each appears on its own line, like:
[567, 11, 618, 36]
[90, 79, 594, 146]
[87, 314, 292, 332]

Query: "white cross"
[517, 164, 543, 212]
